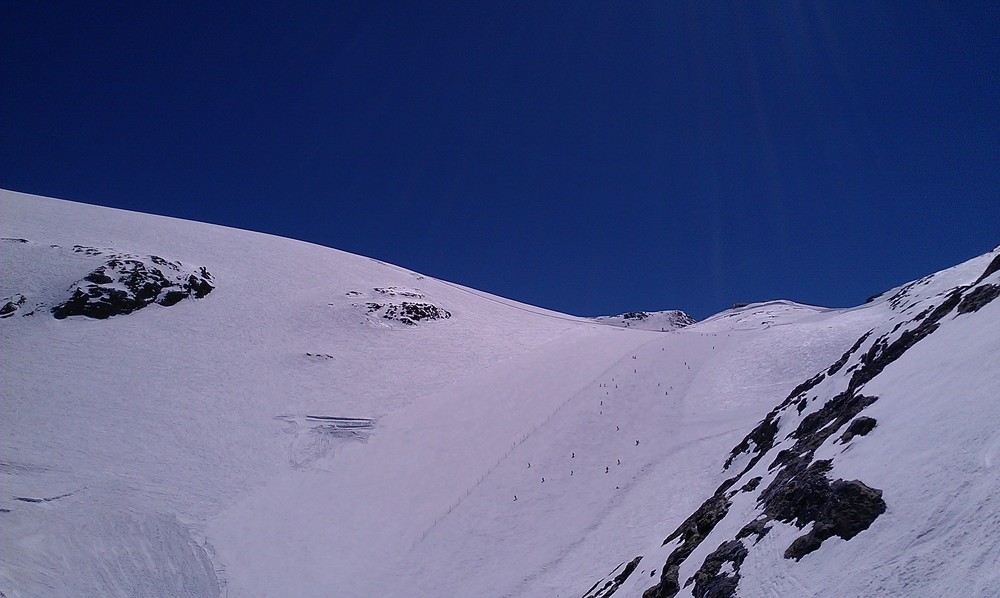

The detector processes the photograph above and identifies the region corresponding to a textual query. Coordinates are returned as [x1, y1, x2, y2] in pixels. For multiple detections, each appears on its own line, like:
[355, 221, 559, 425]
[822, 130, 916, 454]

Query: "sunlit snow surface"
[1, 189, 997, 597]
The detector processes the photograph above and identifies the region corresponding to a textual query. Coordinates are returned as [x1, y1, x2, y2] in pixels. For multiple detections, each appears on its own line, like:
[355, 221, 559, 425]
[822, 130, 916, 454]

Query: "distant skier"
[514, 495, 517, 501]
[605, 466, 609, 473]
[571, 452, 575, 458]
[527, 462, 531, 468]
[541, 477, 544, 483]
[617, 459, 621, 465]
[635, 440, 640, 446]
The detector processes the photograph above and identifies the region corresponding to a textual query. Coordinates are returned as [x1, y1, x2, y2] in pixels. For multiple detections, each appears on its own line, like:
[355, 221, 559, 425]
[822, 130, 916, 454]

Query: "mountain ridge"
[1, 189, 997, 597]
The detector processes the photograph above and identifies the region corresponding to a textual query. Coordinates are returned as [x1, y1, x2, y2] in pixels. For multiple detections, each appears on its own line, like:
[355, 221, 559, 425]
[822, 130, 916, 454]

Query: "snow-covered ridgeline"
[1, 189, 997, 598]
[588, 248, 1000, 597]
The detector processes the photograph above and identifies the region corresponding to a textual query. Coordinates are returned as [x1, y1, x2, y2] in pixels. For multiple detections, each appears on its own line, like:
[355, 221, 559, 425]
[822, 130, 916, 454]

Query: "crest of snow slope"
[593, 310, 695, 332]
[585, 248, 1000, 597]
[0, 190, 865, 598]
[3, 189, 996, 597]
[0, 189, 616, 596]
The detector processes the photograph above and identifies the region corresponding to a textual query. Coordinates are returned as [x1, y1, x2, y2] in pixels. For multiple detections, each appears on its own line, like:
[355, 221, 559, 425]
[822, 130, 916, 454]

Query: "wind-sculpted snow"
[1, 504, 221, 597]
[276, 415, 376, 469]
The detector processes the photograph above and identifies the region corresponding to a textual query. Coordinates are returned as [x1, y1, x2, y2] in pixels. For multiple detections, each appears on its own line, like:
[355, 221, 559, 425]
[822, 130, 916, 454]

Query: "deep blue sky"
[2, 2, 997, 319]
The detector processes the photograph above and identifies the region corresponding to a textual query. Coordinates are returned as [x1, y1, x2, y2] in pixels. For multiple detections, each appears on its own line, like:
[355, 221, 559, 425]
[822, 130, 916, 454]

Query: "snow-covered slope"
[585, 250, 1000, 598]
[1, 189, 997, 597]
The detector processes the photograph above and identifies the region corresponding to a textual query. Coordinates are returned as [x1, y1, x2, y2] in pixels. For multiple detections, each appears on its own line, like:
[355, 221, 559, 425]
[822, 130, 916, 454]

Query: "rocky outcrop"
[839, 417, 877, 443]
[1, 294, 26, 318]
[52, 255, 214, 319]
[689, 540, 747, 598]
[382, 302, 451, 325]
[755, 457, 885, 560]
[642, 492, 733, 598]
[355, 292, 451, 326]
[956, 284, 999, 314]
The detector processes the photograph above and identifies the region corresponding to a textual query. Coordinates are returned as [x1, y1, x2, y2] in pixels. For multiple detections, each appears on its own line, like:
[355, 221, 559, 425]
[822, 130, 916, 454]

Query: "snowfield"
[1, 189, 997, 597]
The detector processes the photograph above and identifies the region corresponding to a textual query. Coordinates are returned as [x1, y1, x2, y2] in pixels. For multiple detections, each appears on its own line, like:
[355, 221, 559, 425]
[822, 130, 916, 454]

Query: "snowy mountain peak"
[593, 309, 695, 331]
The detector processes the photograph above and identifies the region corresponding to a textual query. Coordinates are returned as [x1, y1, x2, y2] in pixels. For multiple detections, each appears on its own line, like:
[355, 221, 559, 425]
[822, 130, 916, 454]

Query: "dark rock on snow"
[1, 294, 26, 318]
[779, 479, 886, 560]
[359, 299, 450, 326]
[839, 416, 877, 443]
[826, 330, 873, 376]
[972, 253, 1000, 286]
[584, 556, 644, 598]
[51, 255, 214, 319]
[383, 302, 451, 325]
[956, 284, 999, 314]
[643, 494, 732, 598]
[688, 540, 748, 598]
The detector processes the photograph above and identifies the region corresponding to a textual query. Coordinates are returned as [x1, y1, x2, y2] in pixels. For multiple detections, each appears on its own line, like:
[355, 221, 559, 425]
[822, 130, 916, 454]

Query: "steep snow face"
[2, 189, 996, 598]
[590, 249, 1000, 598]
[593, 310, 695, 331]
